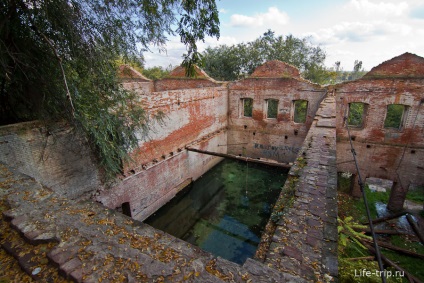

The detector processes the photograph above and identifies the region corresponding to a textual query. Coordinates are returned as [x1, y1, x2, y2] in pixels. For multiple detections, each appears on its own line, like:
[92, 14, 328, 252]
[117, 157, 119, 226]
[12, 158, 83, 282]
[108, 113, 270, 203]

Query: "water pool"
[145, 159, 288, 264]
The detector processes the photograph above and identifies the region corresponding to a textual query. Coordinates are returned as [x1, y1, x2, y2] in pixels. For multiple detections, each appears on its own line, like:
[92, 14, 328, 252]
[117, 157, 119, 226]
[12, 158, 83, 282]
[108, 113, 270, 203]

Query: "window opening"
[347, 102, 366, 127]
[293, 100, 308, 123]
[266, 99, 278, 119]
[241, 98, 253, 117]
[384, 104, 406, 129]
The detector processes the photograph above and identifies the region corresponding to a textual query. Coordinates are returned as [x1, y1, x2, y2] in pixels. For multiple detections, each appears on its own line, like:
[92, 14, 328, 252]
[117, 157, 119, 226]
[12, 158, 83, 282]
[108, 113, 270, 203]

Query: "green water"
[145, 159, 288, 264]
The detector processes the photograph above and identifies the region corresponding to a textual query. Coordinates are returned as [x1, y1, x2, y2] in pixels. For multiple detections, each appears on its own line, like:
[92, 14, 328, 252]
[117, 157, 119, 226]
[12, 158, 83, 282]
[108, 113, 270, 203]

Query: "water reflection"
[145, 159, 288, 264]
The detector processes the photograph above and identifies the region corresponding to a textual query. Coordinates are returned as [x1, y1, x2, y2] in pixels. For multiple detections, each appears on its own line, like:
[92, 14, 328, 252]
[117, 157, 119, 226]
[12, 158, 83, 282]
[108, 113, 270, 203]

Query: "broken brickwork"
[227, 61, 326, 163]
[335, 53, 424, 211]
[98, 65, 228, 221]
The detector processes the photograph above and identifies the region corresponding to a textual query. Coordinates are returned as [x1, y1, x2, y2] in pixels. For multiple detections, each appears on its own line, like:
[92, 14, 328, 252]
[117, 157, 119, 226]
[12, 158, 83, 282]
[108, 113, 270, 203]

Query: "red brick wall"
[336, 53, 424, 200]
[227, 77, 326, 163]
[97, 70, 228, 219]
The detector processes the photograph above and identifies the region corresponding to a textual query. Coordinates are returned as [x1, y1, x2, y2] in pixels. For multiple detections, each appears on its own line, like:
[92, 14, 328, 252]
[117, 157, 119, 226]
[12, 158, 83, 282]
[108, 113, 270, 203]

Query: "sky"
[143, 0, 424, 71]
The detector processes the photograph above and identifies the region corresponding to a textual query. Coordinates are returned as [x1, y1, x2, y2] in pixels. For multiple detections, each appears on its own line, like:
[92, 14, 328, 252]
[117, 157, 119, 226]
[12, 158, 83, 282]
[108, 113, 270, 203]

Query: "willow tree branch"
[17, 1, 75, 118]
[38, 32, 76, 117]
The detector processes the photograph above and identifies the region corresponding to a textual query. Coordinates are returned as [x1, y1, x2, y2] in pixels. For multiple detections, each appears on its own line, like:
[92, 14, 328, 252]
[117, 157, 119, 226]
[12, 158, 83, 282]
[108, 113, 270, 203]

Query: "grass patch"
[338, 258, 404, 283]
[406, 186, 424, 203]
[390, 235, 424, 254]
[350, 186, 391, 222]
[382, 250, 424, 282]
[337, 189, 424, 282]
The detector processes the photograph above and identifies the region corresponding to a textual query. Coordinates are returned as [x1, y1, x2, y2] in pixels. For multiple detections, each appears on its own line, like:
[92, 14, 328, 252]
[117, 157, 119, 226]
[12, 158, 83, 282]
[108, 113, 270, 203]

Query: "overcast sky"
[144, 0, 424, 71]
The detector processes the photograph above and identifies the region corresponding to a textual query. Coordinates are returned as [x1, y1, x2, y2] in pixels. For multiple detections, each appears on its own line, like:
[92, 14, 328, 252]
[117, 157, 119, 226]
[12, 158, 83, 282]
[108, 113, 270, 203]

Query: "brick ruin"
[0, 52, 423, 282]
[96, 52, 423, 220]
[335, 53, 424, 211]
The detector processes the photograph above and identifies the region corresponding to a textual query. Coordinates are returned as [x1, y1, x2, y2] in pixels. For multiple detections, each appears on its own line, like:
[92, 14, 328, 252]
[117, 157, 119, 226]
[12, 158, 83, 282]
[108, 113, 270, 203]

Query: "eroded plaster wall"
[0, 121, 101, 199]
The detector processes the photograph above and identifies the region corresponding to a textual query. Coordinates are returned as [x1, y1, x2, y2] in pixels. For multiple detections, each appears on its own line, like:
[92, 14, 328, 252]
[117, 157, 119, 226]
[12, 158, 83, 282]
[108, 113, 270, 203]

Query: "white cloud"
[219, 8, 228, 14]
[230, 7, 289, 28]
[309, 21, 412, 45]
[347, 0, 409, 17]
[200, 36, 239, 49]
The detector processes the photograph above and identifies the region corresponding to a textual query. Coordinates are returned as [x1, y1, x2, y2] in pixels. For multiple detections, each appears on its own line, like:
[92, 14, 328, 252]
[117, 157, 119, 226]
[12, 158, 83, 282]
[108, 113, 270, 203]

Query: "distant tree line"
[199, 30, 367, 85]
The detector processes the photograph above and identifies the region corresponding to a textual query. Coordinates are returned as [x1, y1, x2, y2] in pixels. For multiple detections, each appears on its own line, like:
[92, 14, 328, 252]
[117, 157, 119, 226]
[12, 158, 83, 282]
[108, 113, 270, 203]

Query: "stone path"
[262, 93, 338, 282]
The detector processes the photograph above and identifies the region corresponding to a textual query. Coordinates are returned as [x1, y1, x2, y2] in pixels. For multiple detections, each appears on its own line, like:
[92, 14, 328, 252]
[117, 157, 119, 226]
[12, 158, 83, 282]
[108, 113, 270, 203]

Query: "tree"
[331, 60, 367, 83]
[0, 0, 219, 179]
[142, 65, 173, 80]
[202, 30, 333, 84]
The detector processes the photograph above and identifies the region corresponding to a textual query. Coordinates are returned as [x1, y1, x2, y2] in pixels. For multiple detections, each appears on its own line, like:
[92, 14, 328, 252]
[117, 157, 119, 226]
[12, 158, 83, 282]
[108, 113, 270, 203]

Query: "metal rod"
[186, 147, 291, 168]
[218, 143, 249, 147]
[344, 116, 387, 283]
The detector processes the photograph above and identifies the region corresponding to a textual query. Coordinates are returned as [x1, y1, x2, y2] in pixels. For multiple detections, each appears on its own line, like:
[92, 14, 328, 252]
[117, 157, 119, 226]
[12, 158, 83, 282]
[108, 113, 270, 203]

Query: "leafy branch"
[338, 216, 372, 254]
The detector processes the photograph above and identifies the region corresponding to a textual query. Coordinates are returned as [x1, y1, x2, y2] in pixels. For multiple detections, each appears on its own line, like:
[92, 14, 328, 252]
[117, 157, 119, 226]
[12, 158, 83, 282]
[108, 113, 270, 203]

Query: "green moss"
[270, 175, 298, 222]
[338, 258, 404, 283]
[296, 156, 307, 168]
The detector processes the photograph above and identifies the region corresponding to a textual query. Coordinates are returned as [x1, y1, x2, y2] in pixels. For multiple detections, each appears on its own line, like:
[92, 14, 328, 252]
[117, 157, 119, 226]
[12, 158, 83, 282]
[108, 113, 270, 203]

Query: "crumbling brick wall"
[227, 61, 326, 164]
[2, 53, 423, 220]
[335, 53, 424, 210]
[96, 65, 229, 220]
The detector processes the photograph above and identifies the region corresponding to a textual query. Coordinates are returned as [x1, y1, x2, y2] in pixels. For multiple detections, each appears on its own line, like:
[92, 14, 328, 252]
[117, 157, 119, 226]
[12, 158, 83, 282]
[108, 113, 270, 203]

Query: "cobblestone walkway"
[263, 92, 338, 282]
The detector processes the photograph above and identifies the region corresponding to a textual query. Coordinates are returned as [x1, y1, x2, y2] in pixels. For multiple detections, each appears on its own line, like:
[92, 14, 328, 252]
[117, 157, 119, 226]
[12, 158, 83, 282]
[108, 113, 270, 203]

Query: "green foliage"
[266, 99, 278, 119]
[1, 0, 219, 179]
[338, 216, 371, 255]
[142, 66, 173, 80]
[338, 190, 423, 282]
[242, 98, 253, 117]
[202, 30, 332, 84]
[293, 100, 308, 123]
[384, 104, 405, 129]
[348, 102, 365, 127]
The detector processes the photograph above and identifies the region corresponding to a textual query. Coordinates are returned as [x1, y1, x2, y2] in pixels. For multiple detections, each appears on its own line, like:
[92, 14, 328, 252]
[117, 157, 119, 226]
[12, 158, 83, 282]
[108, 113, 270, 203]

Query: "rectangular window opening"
[384, 104, 406, 129]
[347, 102, 366, 127]
[241, 98, 253, 117]
[266, 99, 278, 119]
[293, 100, 308, 123]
